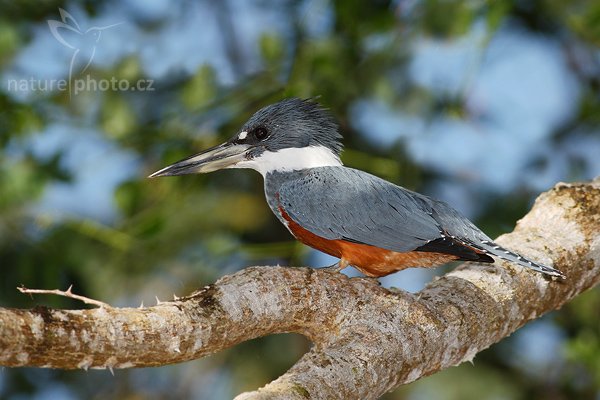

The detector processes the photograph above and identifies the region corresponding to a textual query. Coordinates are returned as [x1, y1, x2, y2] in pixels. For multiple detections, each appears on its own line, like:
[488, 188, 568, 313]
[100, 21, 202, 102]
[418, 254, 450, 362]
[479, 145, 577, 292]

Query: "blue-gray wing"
[276, 167, 487, 253]
[274, 167, 567, 276]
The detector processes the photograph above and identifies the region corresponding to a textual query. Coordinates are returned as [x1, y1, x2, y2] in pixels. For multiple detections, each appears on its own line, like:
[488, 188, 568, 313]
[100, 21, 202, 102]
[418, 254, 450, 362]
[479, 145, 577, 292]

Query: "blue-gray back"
[265, 167, 491, 253]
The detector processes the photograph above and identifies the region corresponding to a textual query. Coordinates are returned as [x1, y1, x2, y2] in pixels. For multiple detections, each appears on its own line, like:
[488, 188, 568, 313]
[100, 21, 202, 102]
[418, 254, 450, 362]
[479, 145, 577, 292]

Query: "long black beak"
[148, 141, 250, 178]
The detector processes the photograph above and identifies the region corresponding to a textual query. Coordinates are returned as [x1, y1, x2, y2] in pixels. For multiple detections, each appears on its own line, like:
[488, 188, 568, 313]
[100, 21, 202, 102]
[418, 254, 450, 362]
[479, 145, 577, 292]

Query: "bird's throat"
[233, 146, 342, 176]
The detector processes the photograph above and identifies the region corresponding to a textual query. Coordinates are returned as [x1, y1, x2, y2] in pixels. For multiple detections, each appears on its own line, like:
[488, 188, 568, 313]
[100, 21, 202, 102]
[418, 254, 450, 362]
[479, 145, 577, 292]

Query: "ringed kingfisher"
[149, 98, 565, 279]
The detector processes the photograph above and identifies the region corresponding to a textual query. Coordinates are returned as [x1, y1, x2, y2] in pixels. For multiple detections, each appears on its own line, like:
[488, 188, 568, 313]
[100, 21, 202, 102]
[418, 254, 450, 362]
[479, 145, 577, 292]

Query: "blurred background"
[0, 0, 599, 399]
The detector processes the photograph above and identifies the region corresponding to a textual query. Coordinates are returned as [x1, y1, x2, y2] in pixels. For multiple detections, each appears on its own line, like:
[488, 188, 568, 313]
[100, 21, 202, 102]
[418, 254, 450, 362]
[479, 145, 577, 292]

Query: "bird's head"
[149, 98, 343, 178]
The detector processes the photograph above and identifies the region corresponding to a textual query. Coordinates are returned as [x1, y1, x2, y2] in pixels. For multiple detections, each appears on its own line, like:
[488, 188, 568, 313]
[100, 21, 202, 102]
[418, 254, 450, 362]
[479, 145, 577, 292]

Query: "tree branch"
[1, 179, 599, 399]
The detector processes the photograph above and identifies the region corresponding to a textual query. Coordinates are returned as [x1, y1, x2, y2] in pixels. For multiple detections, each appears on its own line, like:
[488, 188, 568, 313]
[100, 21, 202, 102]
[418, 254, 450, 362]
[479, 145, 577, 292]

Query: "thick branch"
[1, 179, 599, 399]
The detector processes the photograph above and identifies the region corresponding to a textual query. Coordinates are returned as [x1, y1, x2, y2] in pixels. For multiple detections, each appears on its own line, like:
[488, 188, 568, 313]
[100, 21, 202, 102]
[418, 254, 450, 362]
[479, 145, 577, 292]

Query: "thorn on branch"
[17, 285, 111, 308]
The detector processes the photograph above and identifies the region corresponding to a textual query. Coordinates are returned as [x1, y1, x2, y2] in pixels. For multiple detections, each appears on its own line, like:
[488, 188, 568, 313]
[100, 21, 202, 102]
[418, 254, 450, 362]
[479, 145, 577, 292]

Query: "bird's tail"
[478, 240, 565, 279]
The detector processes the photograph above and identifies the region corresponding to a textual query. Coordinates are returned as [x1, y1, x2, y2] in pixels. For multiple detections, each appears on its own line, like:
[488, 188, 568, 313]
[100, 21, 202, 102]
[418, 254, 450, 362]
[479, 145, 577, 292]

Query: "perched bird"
[149, 98, 565, 279]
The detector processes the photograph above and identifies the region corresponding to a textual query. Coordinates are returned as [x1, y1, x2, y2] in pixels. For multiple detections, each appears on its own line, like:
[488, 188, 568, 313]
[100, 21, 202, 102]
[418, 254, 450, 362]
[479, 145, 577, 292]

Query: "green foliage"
[561, 289, 600, 388]
[101, 93, 137, 140]
[259, 32, 286, 67]
[421, 0, 476, 38]
[181, 65, 218, 111]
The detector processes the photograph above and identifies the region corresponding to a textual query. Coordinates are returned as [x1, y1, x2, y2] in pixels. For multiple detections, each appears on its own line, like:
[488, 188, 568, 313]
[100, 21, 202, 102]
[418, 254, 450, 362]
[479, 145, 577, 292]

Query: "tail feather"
[478, 240, 565, 279]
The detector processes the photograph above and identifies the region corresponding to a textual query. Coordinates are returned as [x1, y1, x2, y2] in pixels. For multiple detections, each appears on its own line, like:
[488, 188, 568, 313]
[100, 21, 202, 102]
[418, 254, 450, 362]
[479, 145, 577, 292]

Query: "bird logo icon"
[47, 8, 121, 94]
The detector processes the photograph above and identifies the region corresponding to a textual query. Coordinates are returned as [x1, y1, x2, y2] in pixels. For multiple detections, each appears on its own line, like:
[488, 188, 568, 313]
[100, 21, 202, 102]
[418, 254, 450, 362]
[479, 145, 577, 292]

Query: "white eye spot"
[238, 131, 248, 140]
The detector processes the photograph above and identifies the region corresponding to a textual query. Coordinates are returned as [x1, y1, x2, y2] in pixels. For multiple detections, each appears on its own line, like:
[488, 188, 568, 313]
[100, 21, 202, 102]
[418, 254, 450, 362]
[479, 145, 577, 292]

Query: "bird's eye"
[253, 127, 269, 141]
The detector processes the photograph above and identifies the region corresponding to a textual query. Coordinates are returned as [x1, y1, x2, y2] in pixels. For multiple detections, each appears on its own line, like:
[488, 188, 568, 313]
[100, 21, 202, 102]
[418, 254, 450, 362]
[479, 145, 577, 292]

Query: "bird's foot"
[321, 261, 347, 274]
